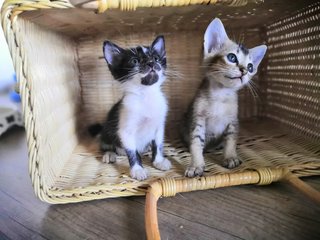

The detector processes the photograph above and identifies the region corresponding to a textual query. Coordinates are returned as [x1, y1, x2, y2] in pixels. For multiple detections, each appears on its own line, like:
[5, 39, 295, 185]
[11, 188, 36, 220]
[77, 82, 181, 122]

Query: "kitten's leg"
[151, 126, 171, 171]
[102, 151, 117, 163]
[120, 130, 148, 181]
[126, 149, 148, 181]
[100, 142, 117, 163]
[222, 122, 242, 169]
[115, 147, 126, 156]
[185, 117, 206, 177]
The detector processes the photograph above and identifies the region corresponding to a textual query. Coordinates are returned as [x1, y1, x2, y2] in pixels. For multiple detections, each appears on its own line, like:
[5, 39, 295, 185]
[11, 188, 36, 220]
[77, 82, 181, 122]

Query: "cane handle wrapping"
[145, 168, 320, 240]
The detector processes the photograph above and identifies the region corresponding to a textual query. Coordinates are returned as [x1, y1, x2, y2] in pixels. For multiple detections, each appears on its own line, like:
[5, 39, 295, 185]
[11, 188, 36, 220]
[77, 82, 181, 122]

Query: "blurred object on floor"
[0, 73, 20, 102]
[0, 0, 15, 87]
[0, 94, 23, 136]
[1, 16, 22, 136]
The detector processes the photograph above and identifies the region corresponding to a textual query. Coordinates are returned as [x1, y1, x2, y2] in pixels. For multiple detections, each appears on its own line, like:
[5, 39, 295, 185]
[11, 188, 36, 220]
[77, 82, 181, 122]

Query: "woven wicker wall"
[264, 2, 320, 141]
[17, 18, 81, 188]
[77, 30, 264, 138]
[2, 0, 320, 204]
[18, 1, 319, 140]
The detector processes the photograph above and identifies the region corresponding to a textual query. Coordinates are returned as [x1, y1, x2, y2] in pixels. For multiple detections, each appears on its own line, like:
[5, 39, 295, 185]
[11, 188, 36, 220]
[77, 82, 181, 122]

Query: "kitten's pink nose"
[240, 67, 248, 75]
[147, 61, 154, 68]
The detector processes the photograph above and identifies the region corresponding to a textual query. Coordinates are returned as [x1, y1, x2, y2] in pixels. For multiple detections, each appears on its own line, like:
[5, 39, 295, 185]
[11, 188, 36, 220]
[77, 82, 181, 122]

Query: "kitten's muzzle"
[141, 71, 159, 85]
[239, 66, 248, 75]
[140, 61, 161, 85]
[147, 61, 161, 71]
[225, 74, 246, 83]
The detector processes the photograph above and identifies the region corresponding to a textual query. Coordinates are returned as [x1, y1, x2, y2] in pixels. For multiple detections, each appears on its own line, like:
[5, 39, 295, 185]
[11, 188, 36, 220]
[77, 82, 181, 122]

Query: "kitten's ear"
[151, 35, 165, 57]
[103, 41, 123, 65]
[250, 45, 267, 68]
[204, 18, 228, 56]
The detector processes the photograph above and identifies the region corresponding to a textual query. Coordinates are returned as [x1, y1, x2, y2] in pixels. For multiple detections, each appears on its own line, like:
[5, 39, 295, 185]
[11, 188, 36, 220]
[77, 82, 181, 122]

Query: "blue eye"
[227, 53, 237, 63]
[130, 58, 139, 66]
[247, 63, 253, 73]
[153, 56, 160, 62]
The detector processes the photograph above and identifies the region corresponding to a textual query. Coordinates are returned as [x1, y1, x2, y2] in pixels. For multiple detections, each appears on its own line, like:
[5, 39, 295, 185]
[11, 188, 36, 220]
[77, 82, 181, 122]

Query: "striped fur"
[183, 18, 266, 177]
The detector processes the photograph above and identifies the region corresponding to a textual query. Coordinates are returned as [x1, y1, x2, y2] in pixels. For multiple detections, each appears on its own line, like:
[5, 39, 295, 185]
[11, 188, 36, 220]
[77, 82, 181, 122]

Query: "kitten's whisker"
[165, 70, 184, 78]
[250, 80, 259, 89]
[249, 82, 258, 95]
[247, 81, 261, 101]
[129, 48, 136, 54]
[166, 71, 182, 75]
[128, 69, 139, 74]
[212, 63, 231, 67]
[238, 33, 242, 46]
[166, 69, 183, 73]
[232, 32, 236, 42]
[247, 83, 257, 99]
[238, 32, 245, 47]
[121, 67, 138, 70]
[114, 28, 130, 46]
[210, 70, 228, 74]
[165, 74, 183, 79]
[249, 81, 260, 94]
[167, 65, 181, 70]
[250, 84, 259, 94]
[165, 75, 182, 79]
[123, 70, 139, 76]
[114, 71, 139, 82]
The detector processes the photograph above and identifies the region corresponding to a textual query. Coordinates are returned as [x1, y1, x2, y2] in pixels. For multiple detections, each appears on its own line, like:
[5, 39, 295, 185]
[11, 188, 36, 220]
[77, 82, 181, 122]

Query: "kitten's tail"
[88, 123, 103, 137]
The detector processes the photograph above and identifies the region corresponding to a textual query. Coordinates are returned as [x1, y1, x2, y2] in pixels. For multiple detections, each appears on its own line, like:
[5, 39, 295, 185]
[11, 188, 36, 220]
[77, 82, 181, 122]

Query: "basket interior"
[16, 0, 320, 200]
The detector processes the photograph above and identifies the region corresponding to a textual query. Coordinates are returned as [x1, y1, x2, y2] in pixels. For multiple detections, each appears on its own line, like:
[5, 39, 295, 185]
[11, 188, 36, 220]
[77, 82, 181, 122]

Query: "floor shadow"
[40, 197, 146, 240]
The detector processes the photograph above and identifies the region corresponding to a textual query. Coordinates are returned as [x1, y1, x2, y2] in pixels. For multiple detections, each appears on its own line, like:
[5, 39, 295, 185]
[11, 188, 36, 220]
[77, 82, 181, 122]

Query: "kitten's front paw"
[115, 147, 126, 156]
[130, 165, 148, 181]
[153, 158, 171, 171]
[185, 165, 205, 178]
[102, 152, 117, 163]
[222, 157, 242, 169]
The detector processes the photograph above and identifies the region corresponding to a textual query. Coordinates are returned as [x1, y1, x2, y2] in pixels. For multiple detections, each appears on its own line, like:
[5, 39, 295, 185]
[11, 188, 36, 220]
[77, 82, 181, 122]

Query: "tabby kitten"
[97, 36, 171, 181]
[182, 18, 267, 177]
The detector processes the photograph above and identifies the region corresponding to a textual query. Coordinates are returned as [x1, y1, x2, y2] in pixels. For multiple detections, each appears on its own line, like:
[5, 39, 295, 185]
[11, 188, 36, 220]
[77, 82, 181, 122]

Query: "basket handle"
[69, 0, 261, 13]
[283, 171, 320, 203]
[145, 168, 320, 240]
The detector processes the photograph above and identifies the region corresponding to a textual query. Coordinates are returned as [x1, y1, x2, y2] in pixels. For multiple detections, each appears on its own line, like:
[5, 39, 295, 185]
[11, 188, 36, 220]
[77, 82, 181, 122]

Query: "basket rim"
[1, 0, 319, 205]
[1, 0, 260, 18]
[0, 0, 260, 204]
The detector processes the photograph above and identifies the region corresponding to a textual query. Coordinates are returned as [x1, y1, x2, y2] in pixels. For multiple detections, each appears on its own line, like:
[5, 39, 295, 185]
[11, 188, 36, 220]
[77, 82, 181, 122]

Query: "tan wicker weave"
[1, 0, 319, 204]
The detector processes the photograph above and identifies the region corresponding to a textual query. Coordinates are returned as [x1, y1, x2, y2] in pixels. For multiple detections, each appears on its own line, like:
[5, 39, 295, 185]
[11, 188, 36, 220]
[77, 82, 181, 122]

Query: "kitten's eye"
[247, 63, 253, 73]
[130, 58, 139, 66]
[153, 56, 160, 62]
[227, 53, 237, 63]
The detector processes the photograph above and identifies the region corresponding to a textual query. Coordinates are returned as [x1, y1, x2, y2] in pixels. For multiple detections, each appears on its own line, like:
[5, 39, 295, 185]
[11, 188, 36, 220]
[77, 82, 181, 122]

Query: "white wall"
[0, 0, 15, 87]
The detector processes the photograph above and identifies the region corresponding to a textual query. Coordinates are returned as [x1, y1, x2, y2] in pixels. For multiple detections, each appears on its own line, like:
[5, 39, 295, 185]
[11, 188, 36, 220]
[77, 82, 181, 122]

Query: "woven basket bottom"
[50, 118, 320, 200]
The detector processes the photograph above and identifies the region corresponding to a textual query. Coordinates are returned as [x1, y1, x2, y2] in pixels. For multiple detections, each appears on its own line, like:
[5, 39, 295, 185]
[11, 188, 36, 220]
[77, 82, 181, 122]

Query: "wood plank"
[0, 231, 11, 240]
[0, 128, 320, 240]
[132, 180, 320, 240]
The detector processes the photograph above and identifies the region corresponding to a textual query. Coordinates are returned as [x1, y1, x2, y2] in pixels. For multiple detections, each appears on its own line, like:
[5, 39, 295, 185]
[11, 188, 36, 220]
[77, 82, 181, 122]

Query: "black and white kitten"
[182, 18, 267, 177]
[97, 36, 171, 181]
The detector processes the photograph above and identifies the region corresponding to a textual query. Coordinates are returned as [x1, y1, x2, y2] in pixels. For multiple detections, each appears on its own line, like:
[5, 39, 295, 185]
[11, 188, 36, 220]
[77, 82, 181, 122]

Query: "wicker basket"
[1, 0, 319, 204]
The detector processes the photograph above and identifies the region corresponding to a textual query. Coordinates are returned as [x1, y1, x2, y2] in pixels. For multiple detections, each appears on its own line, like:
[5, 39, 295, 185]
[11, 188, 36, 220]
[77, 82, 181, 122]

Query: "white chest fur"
[119, 86, 167, 152]
[204, 89, 238, 136]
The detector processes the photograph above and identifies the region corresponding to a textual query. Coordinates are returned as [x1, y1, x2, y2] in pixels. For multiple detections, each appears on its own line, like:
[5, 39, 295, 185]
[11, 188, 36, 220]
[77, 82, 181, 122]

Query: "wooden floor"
[0, 128, 320, 240]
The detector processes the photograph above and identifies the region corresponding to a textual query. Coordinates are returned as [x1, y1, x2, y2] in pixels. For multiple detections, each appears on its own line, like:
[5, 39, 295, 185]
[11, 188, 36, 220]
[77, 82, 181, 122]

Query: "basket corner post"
[145, 181, 163, 240]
